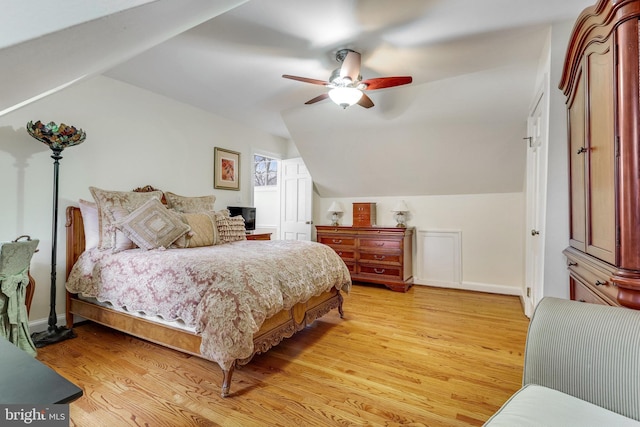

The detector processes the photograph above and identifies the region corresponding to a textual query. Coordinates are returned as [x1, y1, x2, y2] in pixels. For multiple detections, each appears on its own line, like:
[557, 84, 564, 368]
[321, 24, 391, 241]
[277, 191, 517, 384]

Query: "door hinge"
[526, 287, 531, 298]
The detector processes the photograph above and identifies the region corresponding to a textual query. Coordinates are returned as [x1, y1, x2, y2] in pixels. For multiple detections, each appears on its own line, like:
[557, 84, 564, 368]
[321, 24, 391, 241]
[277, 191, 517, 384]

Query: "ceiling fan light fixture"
[328, 87, 363, 109]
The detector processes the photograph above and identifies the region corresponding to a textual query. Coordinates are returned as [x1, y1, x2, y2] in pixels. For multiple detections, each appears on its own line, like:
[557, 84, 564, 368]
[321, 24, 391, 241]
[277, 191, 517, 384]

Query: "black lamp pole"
[31, 148, 76, 347]
[27, 120, 85, 348]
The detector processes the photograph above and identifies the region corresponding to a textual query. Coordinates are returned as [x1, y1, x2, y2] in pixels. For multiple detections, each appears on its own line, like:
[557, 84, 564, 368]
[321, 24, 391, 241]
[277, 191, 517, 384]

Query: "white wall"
[310, 20, 575, 301]
[542, 20, 574, 299]
[314, 193, 525, 294]
[0, 75, 288, 328]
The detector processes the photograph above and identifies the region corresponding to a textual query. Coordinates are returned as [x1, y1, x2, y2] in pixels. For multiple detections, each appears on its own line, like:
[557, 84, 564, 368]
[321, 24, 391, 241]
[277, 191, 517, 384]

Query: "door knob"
[531, 229, 540, 236]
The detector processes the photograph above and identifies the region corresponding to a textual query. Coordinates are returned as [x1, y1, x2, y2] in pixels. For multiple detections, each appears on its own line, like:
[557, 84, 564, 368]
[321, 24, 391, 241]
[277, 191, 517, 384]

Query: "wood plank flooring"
[36, 284, 529, 426]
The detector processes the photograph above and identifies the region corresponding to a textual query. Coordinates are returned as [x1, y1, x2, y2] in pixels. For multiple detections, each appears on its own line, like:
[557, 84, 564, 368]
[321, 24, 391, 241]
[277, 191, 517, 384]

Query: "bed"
[64, 191, 350, 397]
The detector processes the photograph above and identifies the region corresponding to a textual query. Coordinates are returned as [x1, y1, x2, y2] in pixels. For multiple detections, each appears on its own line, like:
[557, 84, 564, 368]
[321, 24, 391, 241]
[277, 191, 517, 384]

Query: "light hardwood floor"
[36, 284, 529, 426]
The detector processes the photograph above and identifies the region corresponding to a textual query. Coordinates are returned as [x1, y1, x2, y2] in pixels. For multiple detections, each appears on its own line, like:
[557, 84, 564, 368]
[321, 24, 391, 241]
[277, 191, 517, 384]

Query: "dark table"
[0, 337, 83, 404]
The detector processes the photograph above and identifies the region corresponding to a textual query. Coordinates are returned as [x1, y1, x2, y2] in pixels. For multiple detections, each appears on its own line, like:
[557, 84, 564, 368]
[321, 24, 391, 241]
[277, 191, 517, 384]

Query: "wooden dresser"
[316, 225, 413, 292]
[560, 0, 640, 309]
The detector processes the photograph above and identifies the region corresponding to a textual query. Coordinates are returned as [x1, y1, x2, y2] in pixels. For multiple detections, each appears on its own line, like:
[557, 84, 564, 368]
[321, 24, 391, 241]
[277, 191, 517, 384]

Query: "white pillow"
[78, 199, 99, 250]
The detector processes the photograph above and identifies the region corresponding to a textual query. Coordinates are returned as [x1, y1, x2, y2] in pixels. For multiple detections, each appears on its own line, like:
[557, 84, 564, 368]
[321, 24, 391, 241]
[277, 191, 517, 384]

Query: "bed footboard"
[67, 288, 344, 397]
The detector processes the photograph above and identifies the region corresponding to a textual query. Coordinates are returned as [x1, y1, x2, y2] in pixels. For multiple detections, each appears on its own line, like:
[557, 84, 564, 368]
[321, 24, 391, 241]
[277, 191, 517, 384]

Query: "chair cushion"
[484, 384, 640, 427]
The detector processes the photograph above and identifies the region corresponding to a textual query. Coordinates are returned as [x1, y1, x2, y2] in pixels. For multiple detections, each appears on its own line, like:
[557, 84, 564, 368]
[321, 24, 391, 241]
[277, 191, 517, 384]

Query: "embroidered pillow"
[216, 213, 247, 243]
[171, 211, 219, 248]
[78, 199, 99, 250]
[106, 206, 137, 252]
[90, 187, 163, 250]
[164, 192, 216, 213]
[114, 198, 190, 250]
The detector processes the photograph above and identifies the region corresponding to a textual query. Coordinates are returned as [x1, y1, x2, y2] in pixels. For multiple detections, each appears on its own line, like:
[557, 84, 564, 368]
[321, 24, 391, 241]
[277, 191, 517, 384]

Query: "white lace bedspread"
[66, 240, 351, 370]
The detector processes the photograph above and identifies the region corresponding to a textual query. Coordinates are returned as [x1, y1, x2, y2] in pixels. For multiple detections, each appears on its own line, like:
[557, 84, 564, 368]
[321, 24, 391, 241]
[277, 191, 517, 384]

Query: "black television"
[227, 206, 256, 232]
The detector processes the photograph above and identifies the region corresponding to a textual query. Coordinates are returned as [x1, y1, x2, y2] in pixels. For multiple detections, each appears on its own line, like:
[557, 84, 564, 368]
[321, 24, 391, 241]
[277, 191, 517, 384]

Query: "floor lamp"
[27, 121, 86, 347]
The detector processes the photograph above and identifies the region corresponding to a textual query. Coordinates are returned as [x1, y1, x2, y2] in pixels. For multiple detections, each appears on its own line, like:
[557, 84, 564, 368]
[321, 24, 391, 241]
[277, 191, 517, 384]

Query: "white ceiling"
[104, 0, 593, 140]
[1, 0, 595, 197]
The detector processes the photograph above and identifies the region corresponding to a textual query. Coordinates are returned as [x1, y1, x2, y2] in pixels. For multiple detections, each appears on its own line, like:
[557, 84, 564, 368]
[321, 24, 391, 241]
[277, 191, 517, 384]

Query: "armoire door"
[568, 67, 586, 253]
[584, 39, 616, 265]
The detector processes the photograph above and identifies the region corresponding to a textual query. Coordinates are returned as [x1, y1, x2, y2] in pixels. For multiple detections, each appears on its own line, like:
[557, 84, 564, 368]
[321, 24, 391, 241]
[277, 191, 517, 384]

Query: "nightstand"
[246, 233, 271, 241]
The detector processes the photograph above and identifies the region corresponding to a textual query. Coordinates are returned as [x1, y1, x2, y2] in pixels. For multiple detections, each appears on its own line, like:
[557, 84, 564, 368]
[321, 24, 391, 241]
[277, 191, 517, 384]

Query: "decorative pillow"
[216, 213, 247, 243]
[106, 206, 138, 252]
[171, 211, 219, 248]
[165, 192, 216, 213]
[90, 187, 163, 250]
[114, 198, 190, 250]
[78, 199, 99, 250]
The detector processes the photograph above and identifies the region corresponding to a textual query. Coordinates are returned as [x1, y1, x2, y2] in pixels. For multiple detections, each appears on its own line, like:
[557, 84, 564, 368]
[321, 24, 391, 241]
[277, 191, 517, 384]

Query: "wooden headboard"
[65, 206, 85, 281]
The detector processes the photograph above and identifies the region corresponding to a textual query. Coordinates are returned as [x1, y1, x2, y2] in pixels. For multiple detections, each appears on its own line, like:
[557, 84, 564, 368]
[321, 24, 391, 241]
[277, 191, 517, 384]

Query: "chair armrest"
[523, 297, 640, 421]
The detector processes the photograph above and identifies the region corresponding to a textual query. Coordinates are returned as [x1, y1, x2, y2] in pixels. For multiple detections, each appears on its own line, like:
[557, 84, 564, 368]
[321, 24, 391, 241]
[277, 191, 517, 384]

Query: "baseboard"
[414, 279, 522, 296]
[29, 314, 67, 333]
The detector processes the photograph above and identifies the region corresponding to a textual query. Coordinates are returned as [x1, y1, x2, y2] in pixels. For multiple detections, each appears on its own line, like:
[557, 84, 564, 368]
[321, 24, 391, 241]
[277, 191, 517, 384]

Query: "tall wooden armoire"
[560, 0, 640, 309]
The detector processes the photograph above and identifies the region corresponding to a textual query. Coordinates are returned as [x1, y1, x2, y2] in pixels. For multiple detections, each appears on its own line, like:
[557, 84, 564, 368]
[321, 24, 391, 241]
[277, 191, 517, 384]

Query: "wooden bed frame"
[64, 205, 345, 397]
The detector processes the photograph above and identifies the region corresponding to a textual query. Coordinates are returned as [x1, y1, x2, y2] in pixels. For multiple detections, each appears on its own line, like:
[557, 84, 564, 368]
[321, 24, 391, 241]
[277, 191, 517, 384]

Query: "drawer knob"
[595, 280, 606, 286]
[375, 242, 384, 247]
[332, 239, 343, 244]
[374, 268, 385, 274]
[374, 255, 386, 260]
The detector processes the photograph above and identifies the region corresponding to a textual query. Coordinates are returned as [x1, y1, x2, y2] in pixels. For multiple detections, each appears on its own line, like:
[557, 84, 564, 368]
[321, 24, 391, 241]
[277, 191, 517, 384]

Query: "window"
[254, 154, 278, 187]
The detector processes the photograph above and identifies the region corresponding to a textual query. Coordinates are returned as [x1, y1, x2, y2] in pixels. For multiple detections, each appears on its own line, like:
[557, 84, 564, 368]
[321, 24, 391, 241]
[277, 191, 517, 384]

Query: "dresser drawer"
[343, 261, 356, 274]
[571, 277, 609, 305]
[358, 252, 401, 264]
[358, 264, 402, 279]
[566, 256, 617, 304]
[359, 238, 401, 251]
[317, 236, 356, 248]
[331, 249, 355, 262]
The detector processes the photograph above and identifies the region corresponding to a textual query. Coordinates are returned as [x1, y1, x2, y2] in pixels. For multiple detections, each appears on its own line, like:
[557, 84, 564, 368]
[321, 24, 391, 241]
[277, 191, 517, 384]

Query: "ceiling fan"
[282, 49, 413, 109]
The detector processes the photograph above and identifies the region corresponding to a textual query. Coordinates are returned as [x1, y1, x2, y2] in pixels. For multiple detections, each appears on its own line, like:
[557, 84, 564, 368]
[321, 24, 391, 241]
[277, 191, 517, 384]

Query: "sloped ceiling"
[1, 0, 595, 197]
[0, 0, 248, 116]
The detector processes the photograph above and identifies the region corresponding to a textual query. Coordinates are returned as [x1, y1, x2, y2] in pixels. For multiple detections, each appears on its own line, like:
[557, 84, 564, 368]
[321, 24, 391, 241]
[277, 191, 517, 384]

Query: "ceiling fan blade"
[340, 51, 361, 82]
[305, 93, 329, 105]
[358, 93, 374, 108]
[361, 76, 413, 90]
[282, 75, 330, 86]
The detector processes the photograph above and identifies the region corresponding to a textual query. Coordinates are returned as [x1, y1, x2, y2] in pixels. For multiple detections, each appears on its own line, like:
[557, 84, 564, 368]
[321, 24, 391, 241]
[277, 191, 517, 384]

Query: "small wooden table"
[0, 338, 83, 404]
[246, 233, 272, 241]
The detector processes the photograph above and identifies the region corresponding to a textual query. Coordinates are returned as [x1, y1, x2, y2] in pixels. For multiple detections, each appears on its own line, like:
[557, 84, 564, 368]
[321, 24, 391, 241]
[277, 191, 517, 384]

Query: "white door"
[280, 158, 313, 240]
[524, 85, 548, 317]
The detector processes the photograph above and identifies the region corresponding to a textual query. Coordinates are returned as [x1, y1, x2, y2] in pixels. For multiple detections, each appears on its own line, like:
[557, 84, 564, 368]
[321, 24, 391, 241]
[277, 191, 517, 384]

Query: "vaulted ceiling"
[2, 0, 594, 197]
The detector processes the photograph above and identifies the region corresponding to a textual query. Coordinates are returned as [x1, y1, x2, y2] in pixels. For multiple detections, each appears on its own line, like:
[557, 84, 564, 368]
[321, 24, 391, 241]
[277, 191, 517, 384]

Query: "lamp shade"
[328, 201, 343, 213]
[328, 87, 363, 108]
[26, 120, 86, 151]
[392, 200, 409, 212]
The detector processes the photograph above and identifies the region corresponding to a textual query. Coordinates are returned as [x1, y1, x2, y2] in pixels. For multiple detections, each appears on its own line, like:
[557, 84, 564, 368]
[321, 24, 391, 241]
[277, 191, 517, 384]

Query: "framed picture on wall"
[214, 147, 240, 190]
